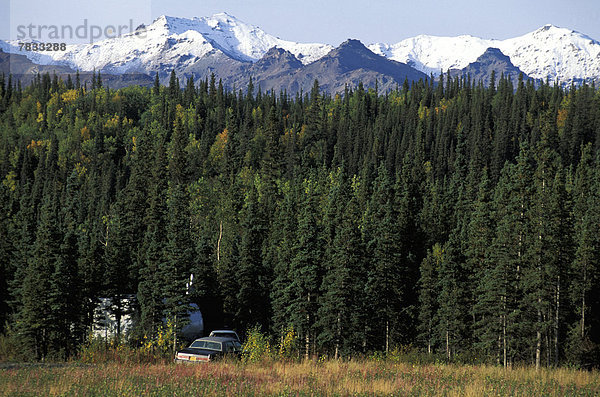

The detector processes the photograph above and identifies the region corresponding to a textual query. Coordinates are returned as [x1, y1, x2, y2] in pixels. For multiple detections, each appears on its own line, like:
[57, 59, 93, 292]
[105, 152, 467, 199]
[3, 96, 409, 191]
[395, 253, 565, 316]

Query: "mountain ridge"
[184, 38, 429, 94]
[368, 24, 600, 84]
[448, 47, 533, 87]
[1, 14, 599, 89]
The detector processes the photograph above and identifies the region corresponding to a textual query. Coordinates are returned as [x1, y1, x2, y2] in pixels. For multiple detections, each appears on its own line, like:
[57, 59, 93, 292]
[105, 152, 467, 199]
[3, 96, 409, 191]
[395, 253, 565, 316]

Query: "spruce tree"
[48, 170, 83, 358]
[364, 164, 405, 352]
[0, 183, 13, 333]
[567, 144, 600, 367]
[270, 179, 300, 336]
[485, 145, 533, 366]
[289, 174, 324, 358]
[161, 105, 193, 346]
[317, 174, 365, 357]
[236, 181, 269, 332]
[19, 180, 61, 360]
[137, 135, 168, 337]
[418, 245, 440, 355]
[524, 132, 570, 368]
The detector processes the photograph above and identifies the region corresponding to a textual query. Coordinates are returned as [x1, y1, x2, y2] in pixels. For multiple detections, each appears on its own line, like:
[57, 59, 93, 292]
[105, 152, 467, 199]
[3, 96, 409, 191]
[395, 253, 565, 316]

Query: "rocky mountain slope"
[447, 48, 532, 86]
[369, 24, 600, 84]
[2, 13, 599, 90]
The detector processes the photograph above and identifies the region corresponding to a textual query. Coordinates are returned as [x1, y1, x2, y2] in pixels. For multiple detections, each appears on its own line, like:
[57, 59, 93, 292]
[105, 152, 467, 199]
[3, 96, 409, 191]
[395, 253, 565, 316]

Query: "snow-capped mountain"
[499, 25, 600, 84]
[3, 13, 333, 75]
[369, 35, 494, 77]
[369, 24, 600, 84]
[2, 13, 600, 87]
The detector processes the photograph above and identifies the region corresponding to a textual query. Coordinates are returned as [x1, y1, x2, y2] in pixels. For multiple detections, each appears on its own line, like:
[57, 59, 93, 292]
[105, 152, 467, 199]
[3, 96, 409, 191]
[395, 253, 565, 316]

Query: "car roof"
[193, 336, 238, 342]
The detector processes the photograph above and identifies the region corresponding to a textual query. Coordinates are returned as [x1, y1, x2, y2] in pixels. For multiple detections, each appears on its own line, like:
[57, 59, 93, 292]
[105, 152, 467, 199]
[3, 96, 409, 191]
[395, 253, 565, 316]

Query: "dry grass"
[0, 359, 598, 396]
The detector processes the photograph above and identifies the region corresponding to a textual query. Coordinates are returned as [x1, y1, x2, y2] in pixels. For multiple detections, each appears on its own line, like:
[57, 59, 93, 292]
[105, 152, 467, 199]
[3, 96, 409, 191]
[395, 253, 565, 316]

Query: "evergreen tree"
[317, 174, 365, 357]
[153, 72, 160, 96]
[161, 106, 193, 345]
[18, 179, 62, 360]
[270, 180, 300, 336]
[49, 170, 84, 358]
[289, 175, 324, 358]
[467, 170, 500, 361]
[1, 69, 600, 366]
[137, 135, 168, 337]
[485, 145, 533, 366]
[0, 183, 13, 333]
[524, 132, 570, 368]
[567, 144, 600, 367]
[236, 181, 270, 332]
[418, 245, 440, 355]
[364, 164, 406, 352]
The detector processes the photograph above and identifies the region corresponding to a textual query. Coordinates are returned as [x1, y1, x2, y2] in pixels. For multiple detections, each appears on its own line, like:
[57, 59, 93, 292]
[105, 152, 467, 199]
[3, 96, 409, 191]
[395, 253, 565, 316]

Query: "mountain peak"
[153, 15, 178, 26]
[448, 46, 529, 86]
[150, 15, 193, 34]
[151, 15, 168, 28]
[204, 12, 246, 28]
[262, 46, 293, 57]
[254, 46, 303, 70]
[211, 11, 237, 19]
[333, 39, 373, 55]
[143, 13, 331, 64]
[307, 37, 426, 82]
[339, 39, 366, 48]
[474, 47, 521, 72]
[530, 24, 577, 38]
[260, 46, 300, 62]
[478, 47, 509, 60]
[530, 24, 598, 44]
[4, 12, 600, 87]
[369, 24, 600, 84]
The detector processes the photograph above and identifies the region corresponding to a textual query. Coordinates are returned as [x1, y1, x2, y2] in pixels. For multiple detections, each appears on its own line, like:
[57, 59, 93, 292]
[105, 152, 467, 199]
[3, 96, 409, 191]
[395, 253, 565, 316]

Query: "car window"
[223, 341, 241, 352]
[224, 342, 233, 352]
[190, 340, 221, 350]
[205, 341, 221, 351]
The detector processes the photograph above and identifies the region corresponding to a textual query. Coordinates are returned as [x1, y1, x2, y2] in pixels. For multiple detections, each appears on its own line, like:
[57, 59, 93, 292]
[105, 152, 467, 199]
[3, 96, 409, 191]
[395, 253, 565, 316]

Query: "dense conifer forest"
[0, 70, 599, 368]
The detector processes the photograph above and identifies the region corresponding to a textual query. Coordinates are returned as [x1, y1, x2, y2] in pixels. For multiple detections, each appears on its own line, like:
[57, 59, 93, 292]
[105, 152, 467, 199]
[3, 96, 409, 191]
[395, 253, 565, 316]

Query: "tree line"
[0, 70, 599, 368]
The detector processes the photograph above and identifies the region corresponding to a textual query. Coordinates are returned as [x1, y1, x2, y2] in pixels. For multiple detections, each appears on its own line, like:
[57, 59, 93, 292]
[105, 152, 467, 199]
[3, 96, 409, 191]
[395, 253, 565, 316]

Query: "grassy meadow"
[1, 359, 599, 396]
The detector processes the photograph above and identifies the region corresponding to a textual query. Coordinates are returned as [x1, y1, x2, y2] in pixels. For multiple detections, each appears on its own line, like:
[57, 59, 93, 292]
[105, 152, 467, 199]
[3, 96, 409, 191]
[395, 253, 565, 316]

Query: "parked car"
[174, 336, 242, 363]
[208, 329, 240, 341]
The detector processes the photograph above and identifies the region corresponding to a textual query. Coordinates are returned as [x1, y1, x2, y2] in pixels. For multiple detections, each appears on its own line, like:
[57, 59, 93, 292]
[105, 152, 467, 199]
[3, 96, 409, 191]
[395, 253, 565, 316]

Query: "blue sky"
[2, 0, 600, 44]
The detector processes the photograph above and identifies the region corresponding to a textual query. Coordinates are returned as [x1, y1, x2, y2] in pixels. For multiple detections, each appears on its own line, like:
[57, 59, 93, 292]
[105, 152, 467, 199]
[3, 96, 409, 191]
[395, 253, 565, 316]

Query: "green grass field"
[1, 360, 599, 396]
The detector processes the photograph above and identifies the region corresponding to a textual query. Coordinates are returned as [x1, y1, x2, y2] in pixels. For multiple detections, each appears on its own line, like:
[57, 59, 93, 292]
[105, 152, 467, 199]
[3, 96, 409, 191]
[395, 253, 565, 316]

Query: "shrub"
[277, 325, 298, 360]
[241, 325, 272, 363]
[0, 326, 21, 362]
[144, 318, 177, 357]
[78, 320, 179, 365]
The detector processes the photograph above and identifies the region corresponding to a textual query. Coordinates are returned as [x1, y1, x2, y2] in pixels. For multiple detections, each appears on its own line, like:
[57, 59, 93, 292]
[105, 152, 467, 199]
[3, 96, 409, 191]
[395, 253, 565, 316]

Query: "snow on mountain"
[3, 13, 600, 85]
[369, 35, 496, 76]
[369, 24, 600, 84]
[0, 39, 62, 66]
[174, 13, 334, 64]
[52, 24, 217, 74]
[498, 25, 600, 84]
[5, 12, 333, 74]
